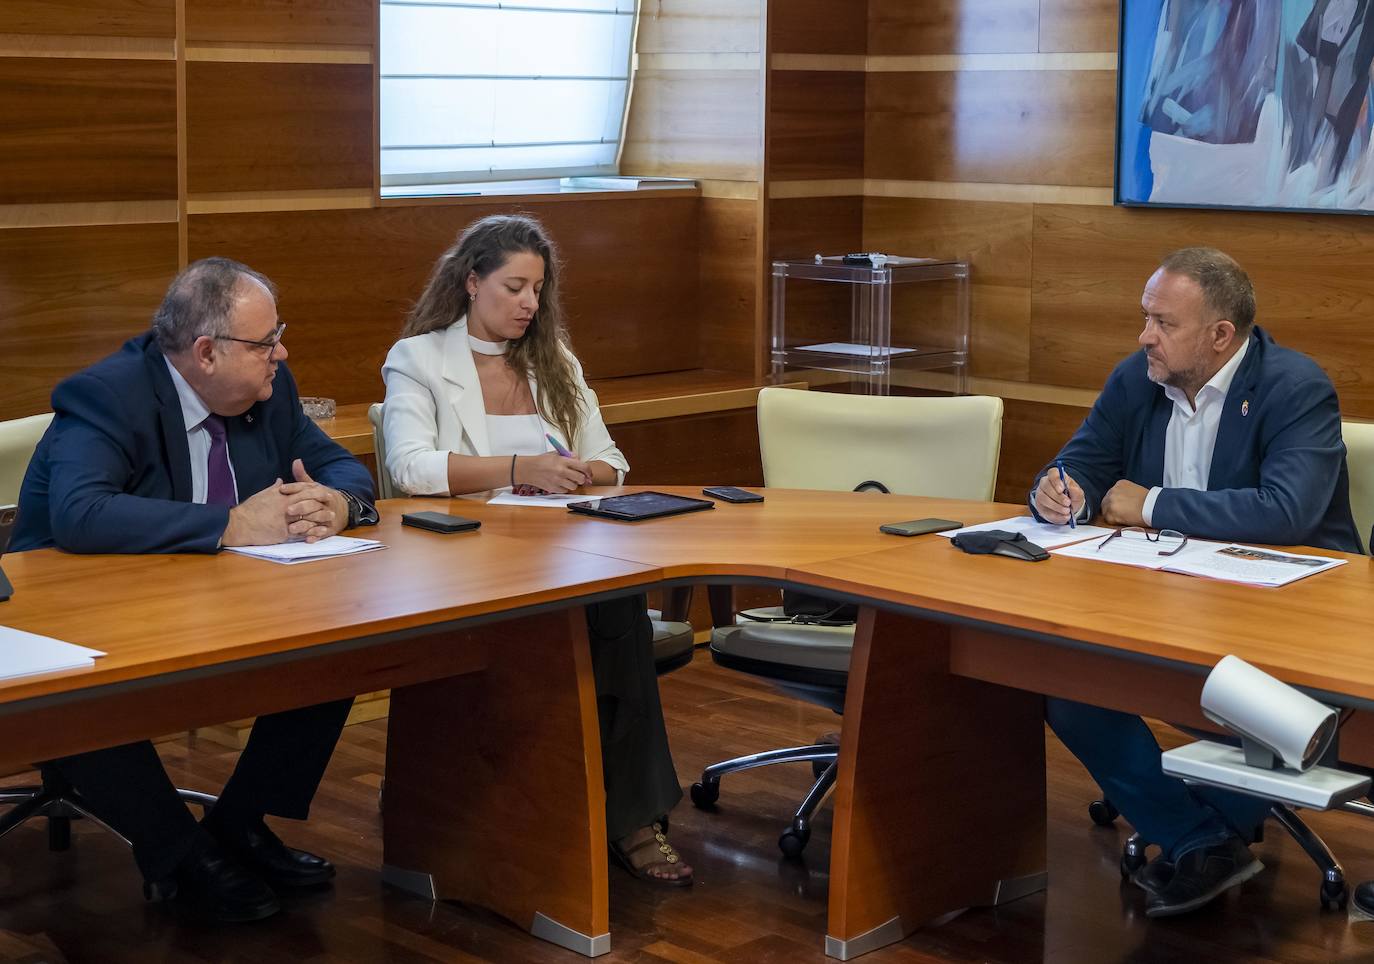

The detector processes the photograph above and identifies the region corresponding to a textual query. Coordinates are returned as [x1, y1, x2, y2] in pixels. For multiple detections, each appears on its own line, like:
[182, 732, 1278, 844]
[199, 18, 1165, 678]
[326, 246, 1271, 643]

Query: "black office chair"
[0, 765, 214, 853]
[689, 617, 851, 857]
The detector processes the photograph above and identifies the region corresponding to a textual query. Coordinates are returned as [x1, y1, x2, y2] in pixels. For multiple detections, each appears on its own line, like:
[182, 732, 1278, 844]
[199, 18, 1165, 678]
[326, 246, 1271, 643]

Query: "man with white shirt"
[1029, 247, 1361, 918]
[11, 258, 377, 922]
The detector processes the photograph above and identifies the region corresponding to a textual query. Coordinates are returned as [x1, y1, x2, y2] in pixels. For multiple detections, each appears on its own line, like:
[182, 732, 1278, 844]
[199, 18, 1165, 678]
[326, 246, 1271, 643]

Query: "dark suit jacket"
[1029, 326, 1362, 554]
[13, 331, 376, 554]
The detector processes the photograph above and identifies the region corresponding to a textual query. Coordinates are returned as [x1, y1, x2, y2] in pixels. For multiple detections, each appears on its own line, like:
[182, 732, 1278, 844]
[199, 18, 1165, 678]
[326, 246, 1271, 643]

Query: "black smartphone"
[702, 486, 764, 504]
[401, 511, 481, 534]
[879, 517, 962, 537]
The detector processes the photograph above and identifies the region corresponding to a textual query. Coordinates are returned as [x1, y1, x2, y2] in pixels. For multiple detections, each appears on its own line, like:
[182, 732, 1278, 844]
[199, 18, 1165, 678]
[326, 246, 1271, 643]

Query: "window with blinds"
[380, 0, 637, 187]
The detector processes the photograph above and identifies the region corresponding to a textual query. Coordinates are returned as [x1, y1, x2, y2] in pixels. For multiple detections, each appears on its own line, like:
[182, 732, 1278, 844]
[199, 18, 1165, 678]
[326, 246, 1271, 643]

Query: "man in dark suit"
[13, 257, 378, 922]
[1029, 247, 1361, 918]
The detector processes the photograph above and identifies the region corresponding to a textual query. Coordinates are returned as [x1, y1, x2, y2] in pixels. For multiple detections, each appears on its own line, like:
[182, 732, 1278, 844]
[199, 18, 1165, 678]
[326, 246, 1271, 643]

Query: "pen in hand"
[1055, 459, 1076, 529]
[546, 433, 593, 485]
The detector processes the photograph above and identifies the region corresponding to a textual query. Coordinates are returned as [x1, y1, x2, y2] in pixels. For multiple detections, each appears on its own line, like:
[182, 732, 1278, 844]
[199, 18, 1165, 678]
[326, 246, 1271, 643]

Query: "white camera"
[1162, 655, 1367, 811]
[1201, 655, 1338, 771]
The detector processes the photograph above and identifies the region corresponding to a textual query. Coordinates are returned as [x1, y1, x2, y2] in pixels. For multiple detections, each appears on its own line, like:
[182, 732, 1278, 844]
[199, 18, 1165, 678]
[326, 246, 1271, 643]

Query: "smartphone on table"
[879, 518, 961, 537]
[401, 511, 481, 534]
[702, 486, 764, 504]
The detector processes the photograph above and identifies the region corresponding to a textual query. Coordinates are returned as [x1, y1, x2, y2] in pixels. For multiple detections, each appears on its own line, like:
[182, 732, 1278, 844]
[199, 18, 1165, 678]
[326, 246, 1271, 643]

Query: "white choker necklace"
[469, 334, 509, 356]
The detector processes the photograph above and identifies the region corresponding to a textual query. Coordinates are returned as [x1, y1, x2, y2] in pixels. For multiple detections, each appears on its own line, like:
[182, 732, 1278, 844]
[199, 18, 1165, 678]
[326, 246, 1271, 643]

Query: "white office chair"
[1342, 419, 1374, 553]
[0, 413, 53, 506]
[693, 388, 1003, 855]
[368, 403, 399, 500]
[0, 412, 216, 852]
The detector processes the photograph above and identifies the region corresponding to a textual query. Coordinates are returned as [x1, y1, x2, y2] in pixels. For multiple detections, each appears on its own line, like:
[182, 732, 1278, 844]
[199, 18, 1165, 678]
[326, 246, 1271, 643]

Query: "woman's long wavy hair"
[402, 214, 584, 450]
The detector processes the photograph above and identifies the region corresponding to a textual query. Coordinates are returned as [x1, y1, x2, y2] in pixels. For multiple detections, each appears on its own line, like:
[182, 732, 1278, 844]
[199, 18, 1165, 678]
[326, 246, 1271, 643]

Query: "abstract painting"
[1118, 0, 1374, 213]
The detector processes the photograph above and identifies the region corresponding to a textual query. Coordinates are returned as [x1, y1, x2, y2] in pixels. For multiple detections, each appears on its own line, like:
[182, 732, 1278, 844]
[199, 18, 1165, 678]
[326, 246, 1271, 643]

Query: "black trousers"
[587, 594, 683, 842]
[46, 697, 353, 882]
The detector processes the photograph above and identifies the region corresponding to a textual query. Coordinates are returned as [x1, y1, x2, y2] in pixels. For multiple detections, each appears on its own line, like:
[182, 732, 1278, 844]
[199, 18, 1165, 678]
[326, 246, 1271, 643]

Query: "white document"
[487, 492, 591, 508]
[792, 342, 919, 358]
[1053, 532, 1346, 587]
[936, 515, 1114, 549]
[0, 626, 105, 682]
[225, 535, 386, 565]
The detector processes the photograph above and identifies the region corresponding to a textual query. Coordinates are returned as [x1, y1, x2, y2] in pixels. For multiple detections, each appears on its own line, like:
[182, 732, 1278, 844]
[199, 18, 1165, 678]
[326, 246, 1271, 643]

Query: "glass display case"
[770, 255, 970, 395]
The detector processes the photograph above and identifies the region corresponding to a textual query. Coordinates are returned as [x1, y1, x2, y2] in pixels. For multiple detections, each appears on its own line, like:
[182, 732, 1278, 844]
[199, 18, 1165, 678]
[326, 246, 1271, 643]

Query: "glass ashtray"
[300, 396, 336, 420]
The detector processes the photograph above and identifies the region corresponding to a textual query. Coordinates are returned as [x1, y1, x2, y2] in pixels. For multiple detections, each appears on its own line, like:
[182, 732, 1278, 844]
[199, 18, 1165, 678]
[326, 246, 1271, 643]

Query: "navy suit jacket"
[1029, 326, 1362, 554]
[13, 331, 376, 554]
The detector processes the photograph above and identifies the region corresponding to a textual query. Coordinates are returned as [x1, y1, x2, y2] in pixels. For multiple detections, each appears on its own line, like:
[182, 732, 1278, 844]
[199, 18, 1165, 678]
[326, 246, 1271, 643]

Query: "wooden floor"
[6, 648, 1374, 963]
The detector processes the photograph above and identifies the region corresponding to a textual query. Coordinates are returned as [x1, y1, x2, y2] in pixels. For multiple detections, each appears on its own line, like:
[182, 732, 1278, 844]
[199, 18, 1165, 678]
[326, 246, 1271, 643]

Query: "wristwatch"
[338, 489, 376, 529]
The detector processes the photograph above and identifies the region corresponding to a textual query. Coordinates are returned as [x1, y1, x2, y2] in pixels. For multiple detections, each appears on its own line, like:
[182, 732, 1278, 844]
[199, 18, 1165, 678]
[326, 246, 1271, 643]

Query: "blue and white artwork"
[1118, 0, 1374, 212]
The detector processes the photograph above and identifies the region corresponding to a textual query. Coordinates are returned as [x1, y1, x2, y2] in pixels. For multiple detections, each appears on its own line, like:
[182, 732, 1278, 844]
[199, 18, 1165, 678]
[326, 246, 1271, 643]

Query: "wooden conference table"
[1, 487, 1373, 960]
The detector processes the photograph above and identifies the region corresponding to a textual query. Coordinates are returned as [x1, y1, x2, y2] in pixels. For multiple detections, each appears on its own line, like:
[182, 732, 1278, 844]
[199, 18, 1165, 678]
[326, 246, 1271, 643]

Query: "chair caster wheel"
[1321, 879, 1349, 911]
[1089, 799, 1119, 827]
[690, 780, 719, 808]
[779, 822, 810, 858]
[1120, 851, 1147, 878]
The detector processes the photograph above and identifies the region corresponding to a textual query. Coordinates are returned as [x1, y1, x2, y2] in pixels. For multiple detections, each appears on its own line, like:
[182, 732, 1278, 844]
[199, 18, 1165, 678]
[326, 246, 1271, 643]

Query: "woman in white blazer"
[381, 215, 691, 885]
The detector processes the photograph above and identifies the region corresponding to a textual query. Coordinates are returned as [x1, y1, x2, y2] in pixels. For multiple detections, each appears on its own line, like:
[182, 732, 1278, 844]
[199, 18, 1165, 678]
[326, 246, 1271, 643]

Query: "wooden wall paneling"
[613, 408, 763, 485]
[994, 397, 1089, 504]
[699, 197, 758, 373]
[769, 0, 868, 56]
[621, 69, 762, 181]
[186, 62, 372, 193]
[1038, 0, 1119, 54]
[1030, 204, 1374, 417]
[0, 58, 176, 205]
[768, 70, 865, 181]
[186, 0, 374, 45]
[189, 197, 701, 404]
[0, 223, 179, 421]
[864, 196, 1033, 380]
[635, 0, 761, 54]
[864, 70, 1115, 186]
[867, 0, 1038, 56]
[0, 1, 175, 37]
[768, 196, 865, 351]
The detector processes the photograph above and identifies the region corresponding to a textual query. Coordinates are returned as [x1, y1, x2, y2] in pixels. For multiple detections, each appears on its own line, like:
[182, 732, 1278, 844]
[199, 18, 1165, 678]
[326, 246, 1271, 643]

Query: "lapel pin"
[1241, 399, 1249, 417]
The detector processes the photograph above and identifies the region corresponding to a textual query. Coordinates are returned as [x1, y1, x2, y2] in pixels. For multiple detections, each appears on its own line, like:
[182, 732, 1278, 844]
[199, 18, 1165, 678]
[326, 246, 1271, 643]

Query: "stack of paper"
[487, 492, 591, 508]
[1053, 534, 1346, 588]
[0, 626, 105, 682]
[936, 515, 1114, 549]
[225, 535, 386, 565]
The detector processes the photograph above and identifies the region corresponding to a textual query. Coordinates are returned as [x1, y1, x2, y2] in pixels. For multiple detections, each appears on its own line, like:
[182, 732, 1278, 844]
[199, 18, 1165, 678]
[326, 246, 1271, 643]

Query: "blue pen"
[1055, 459, 1076, 529]
[546, 433, 573, 457]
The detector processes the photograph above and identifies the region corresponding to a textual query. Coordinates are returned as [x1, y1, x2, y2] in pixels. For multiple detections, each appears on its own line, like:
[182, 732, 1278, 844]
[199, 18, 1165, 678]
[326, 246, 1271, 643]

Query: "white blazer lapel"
[440, 321, 491, 457]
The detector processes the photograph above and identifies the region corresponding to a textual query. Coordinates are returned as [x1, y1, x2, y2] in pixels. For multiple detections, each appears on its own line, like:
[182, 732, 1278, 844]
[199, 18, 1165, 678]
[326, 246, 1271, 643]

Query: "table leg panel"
[826, 607, 1047, 958]
[382, 607, 609, 955]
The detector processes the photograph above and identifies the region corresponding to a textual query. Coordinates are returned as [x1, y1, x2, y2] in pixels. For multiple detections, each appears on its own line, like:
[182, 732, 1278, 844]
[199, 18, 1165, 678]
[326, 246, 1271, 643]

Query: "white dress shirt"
[1142, 337, 1249, 527]
[164, 357, 238, 504]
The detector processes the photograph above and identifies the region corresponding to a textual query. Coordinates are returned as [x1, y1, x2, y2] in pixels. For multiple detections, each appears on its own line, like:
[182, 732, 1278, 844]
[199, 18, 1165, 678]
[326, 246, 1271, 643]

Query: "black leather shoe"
[209, 819, 335, 890]
[1144, 837, 1263, 918]
[1131, 856, 1174, 897]
[144, 844, 280, 923]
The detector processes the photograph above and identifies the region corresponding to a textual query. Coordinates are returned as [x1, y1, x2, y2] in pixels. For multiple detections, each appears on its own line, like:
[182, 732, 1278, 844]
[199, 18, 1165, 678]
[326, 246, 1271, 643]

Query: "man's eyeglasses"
[1096, 526, 1189, 556]
[216, 322, 286, 353]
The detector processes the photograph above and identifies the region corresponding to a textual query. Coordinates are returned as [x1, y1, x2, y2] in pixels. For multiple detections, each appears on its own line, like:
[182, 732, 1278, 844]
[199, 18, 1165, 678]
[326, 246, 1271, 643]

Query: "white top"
[486, 413, 547, 457]
[1142, 337, 1250, 527]
[380, 318, 629, 496]
[164, 356, 238, 505]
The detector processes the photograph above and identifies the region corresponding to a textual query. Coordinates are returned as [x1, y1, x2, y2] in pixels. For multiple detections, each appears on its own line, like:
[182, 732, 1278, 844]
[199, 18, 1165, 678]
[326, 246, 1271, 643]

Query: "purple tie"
[202, 414, 238, 507]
